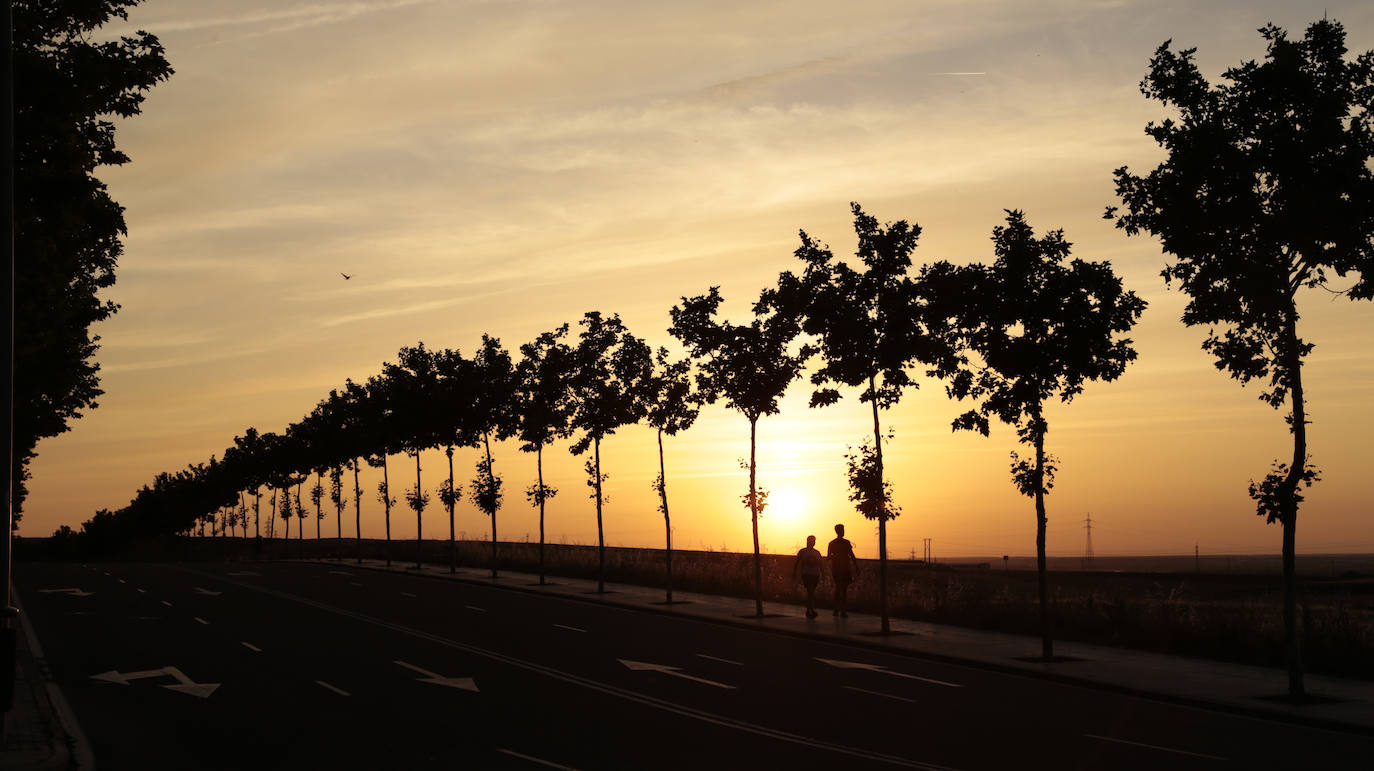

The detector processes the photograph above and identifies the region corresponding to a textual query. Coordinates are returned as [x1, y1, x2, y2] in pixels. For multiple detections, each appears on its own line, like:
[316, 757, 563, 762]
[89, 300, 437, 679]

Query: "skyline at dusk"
[20, 0, 1374, 560]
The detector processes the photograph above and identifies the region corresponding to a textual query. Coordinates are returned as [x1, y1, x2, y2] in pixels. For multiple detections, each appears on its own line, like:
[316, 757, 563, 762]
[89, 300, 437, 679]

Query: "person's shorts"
[802, 575, 819, 591]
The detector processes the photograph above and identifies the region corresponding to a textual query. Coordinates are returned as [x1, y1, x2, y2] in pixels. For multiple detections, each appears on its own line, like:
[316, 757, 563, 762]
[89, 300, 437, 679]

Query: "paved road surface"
[14, 561, 1373, 769]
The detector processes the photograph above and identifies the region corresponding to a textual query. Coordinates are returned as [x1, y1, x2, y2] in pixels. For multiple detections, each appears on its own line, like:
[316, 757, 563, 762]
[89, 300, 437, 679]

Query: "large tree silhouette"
[362, 374, 403, 566]
[764, 203, 962, 634]
[1108, 18, 1372, 697]
[641, 347, 700, 604]
[13, 0, 172, 524]
[670, 288, 806, 617]
[569, 313, 653, 594]
[469, 336, 519, 578]
[949, 211, 1145, 661]
[516, 326, 576, 586]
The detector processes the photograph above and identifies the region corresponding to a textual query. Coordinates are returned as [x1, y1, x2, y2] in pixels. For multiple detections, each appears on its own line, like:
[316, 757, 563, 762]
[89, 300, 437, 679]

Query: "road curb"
[9, 586, 97, 770]
[293, 559, 1374, 737]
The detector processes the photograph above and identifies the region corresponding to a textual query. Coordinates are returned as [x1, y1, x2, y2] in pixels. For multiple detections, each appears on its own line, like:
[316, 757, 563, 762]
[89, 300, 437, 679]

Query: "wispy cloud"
[143, 0, 434, 35]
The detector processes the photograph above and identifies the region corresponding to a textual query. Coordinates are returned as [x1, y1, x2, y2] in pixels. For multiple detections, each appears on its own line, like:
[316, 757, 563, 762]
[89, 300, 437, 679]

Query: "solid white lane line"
[465, 605, 486, 613]
[194, 617, 209, 625]
[696, 654, 744, 666]
[496, 748, 578, 770]
[844, 686, 914, 703]
[400, 592, 417, 598]
[242, 642, 262, 652]
[160, 601, 173, 607]
[553, 624, 586, 633]
[1085, 734, 1226, 761]
[316, 680, 350, 696]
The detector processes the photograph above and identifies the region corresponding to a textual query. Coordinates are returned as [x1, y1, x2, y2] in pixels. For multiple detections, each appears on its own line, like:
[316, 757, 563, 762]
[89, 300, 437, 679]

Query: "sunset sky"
[23, 0, 1374, 560]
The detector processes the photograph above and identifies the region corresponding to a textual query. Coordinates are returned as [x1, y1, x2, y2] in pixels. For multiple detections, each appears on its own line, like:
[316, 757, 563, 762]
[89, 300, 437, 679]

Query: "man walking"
[793, 535, 823, 618]
[827, 523, 858, 617]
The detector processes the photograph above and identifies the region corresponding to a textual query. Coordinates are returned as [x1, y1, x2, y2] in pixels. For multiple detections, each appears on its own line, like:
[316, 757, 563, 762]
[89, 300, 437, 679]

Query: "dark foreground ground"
[14, 560, 1374, 770]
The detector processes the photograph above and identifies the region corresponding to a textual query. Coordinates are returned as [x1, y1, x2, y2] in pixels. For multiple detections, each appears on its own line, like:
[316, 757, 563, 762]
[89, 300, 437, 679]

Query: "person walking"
[793, 535, 823, 618]
[827, 523, 858, 617]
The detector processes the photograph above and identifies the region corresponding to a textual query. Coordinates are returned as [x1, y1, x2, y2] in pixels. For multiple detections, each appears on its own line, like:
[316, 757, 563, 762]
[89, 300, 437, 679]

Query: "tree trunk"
[484, 431, 498, 579]
[658, 428, 673, 604]
[253, 488, 261, 539]
[595, 436, 606, 594]
[269, 489, 277, 539]
[283, 489, 290, 540]
[446, 446, 456, 574]
[750, 417, 763, 618]
[414, 451, 423, 570]
[1280, 309, 1307, 699]
[1034, 427, 1052, 661]
[296, 483, 304, 542]
[871, 384, 890, 635]
[537, 444, 546, 586]
[382, 456, 392, 567]
[316, 471, 322, 540]
[352, 458, 362, 564]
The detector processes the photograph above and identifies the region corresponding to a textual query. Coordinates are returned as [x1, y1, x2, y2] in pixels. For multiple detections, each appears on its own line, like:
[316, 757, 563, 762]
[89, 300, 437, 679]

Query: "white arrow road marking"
[1085, 735, 1226, 761]
[90, 666, 220, 699]
[844, 686, 915, 703]
[194, 618, 209, 625]
[226, 571, 260, 576]
[553, 624, 586, 633]
[38, 588, 94, 597]
[393, 660, 479, 692]
[619, 659, 735, 689]
[815, 658, 962, 688]
[496, 749, 578, 770]
[695, 654, 743, 666]
[194, 587, 221, 596]
[316, 680, 350, 696]
[241, 642, 261, 652]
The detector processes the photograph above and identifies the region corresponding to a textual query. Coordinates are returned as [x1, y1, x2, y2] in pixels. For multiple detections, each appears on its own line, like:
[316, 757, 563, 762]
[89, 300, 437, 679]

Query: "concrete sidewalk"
[309, 557, 1374, 734]
[2, 588, 91, 770]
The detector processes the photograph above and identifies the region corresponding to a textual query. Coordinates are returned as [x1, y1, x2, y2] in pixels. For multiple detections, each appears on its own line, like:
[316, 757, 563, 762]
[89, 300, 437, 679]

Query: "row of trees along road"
[66, 19, 1369, 699]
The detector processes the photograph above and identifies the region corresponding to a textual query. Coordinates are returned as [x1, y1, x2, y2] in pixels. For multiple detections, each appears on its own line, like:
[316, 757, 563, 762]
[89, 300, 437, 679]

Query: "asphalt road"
[14, 560, 1373, 770]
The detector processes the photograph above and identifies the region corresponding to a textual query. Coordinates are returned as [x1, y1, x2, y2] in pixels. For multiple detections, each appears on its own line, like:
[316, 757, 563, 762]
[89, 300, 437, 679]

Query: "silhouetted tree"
[641, 347, 700, 603]
[433, 348, 478, 573]
[949, 211, 1145, 661]
[363, 373, 402, 566]
[329, 465, 347, 552]
[1108, 18, 1372, 698]
[516, 326, 575, 585]
[764, 203, 962, 633]
[13, 0, 172, 523]
[670, 288, 806, 617]
[470, 336, 519, 578]
[569, 313, 653, 593]
[386, 344, 443, 569]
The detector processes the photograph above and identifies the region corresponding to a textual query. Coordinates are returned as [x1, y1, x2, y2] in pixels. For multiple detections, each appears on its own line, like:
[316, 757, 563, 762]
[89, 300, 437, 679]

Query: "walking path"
[318, 558, 1374, 733]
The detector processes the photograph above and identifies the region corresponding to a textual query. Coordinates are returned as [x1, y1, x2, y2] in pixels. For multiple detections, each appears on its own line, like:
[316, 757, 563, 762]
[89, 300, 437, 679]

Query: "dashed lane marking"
[400, 592, 417, 598]
[465, 605, 486, 613]
[316, 680, 350, 697]
[160, 601, 173, 607]
[1085, 734, 1226, 761]
[496, 749, 578, 770]
[844, 686, 914, 703]
[553, 624, 586, 633]
[696, 654, 744, 666]
[349, 582, 363, 587]
[242, 642, 262, 652]
[136, 589, 146, 594]
[194, 617, 209, 625]
[118, 579, 126, 584]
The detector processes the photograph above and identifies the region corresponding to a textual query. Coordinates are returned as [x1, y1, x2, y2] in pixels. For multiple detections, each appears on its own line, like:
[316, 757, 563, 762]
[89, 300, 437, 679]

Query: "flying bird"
[340, 272, 352, 280]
